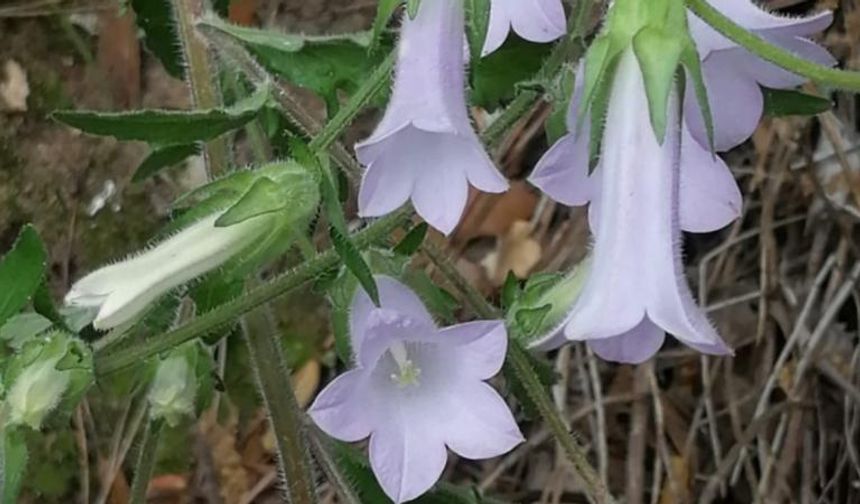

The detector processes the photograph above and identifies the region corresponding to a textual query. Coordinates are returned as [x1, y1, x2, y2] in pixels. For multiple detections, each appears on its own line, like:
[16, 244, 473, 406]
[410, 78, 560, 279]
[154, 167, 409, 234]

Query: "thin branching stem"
[129, 420, 163, 504]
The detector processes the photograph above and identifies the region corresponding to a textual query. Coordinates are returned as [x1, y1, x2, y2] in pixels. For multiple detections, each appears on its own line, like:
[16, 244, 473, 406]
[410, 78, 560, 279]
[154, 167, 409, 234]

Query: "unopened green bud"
[148, 353, 198, 427]
[6, 355, 71, 429]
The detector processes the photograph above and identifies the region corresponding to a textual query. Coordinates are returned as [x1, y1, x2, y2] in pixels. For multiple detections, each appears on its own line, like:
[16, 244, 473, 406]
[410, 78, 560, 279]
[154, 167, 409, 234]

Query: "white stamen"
[387, 341, 421, 387]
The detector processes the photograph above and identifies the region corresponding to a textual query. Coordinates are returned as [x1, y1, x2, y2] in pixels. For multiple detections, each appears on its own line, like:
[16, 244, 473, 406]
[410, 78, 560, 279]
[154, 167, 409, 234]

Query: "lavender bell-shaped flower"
[309, 276, 523, 503]
[531, 49, 734, 363]
[356, 0, 508, 235]
[686, 0, 835, 150]
[482, 0, 567, 56]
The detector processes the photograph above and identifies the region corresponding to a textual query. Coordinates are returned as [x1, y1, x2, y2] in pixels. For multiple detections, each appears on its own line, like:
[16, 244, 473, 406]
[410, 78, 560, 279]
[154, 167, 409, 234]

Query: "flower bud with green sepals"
[147, 342, 213, 428]
[2, 331, 93, 430]
[579, 0, 714, 158]
[64, 160, 321, 330]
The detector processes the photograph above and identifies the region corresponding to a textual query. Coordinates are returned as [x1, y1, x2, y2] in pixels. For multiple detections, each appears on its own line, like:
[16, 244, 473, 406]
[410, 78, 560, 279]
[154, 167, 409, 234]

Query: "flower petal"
[369, 420, 448, 503]
[436, 320, 508, 380]
[587, 318, 666, 363]
[411, 149, 471, 235]
[679, 128, 743, 233]
[482, 0, 566, 55]
[741, 35, 837, 89]
[443, 381, 524, 459]
[685, 50, 764, 151]
[357, 154, 415, 218]
[529, 132, 594, 207]
[350, 275, 436, 358]
[308, 370, 373, 442]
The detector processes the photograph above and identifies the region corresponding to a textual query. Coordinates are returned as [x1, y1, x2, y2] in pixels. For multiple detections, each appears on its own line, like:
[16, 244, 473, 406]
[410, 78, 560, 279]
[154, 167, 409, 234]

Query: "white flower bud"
[148, 354, 197, 427]
[6, 355, 71, 429]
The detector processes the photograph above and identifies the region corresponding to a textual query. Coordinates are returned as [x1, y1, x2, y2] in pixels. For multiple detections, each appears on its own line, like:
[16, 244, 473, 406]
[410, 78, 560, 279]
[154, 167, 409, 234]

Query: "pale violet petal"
[686, 49, 764, 151]
[679, 128, 743, 233]
[411, 150, 470, 235]
[742, 35, 837, 89]
[587, 318, 666, 364]
[528, 132, 594, 207]
[436, 320, 507, 380]
[369, 421, 448, 503]
[443, 381, 524, 459]
[350, 275, 436, 359]
[308, 370, 373, 442]
[357, 156, 415, 218]
[482, 0, 566, 56]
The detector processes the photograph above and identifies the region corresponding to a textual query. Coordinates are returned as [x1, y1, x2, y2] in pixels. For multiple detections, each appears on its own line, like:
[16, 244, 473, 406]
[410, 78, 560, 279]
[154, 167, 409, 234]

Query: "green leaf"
[215, 177, 285, 227]
[0, 313, 52, 350]
[545, 65, 576, 145]
[393, 223, 429, 256]
[330, 227, 380, 307]
[632, 27, 683, 143]
[680, 42, 715, 152]
[762, 87, 832, 117]
[371, 0, 402, 51]
[471, 38, 550, 110]
[0, 428, 28, 504]
[52, 85, 269, 145]
[403, 271, 459, 324]
[133, 144, 200, 183]
[129, 0, 184, 78]
[0, 226, 47, 328]
[464, 0, 492, 62]
[501, 272, 521, 311]
[198, 18, 388, 106]
[514, 304, 553, 338]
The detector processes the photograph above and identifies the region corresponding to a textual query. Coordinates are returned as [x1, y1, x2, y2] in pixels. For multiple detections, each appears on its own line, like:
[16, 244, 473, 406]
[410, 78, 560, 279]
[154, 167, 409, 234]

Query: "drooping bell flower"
[482, 0, 567, 56]
[532, 49, 734, 363]
[309, 276, 522, 503]
[356, 0, 508, 235]
[686, 0, 834, 150]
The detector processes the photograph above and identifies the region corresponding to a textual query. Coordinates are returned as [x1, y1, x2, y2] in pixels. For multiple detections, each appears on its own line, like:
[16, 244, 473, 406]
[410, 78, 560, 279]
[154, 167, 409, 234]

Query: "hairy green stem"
[129, 420, 163, 504]
[172, 0, 230, 176]
[94, 211, 409, 375]
[242, 305, 316, 504]
[420, 243, 614, 504]
[686, 0, 860, 91]
[307, 426, 363, 504]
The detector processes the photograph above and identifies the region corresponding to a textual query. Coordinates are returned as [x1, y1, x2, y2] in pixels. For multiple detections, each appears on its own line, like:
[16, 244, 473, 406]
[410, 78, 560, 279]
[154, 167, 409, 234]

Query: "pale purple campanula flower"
[482, 0, 567, 56]
[309, 276, 523, 503]
[530, 50, 734, 363]
[686, 0, 835, 150]
[528, 0, 835, 362]
[356, 0, 508, 235]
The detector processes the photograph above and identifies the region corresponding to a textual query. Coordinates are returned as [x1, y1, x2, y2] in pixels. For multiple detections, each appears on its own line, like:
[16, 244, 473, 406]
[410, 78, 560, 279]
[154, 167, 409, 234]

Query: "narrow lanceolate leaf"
[0, 429, 28, 504]
[52, 85, 269, 145]
[215, 177, 285, 227]
[371, 0, 402, 51]
[129, 0, 184, 78]
[680, 42, 715, 152]
[133, 144, 200, 183]
[464, 0, 491, 62]
[762, 87, 832, 117]
[392, 222, 429, 256]
[330, 227, 380, 307]
[0, 226, 47, 327]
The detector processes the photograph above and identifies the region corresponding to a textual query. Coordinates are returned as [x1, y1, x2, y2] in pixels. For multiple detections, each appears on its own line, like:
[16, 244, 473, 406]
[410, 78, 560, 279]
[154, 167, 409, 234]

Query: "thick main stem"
[172, 0, 230, 176]
[242, 305, 316, 504]
[129, 420, 163, 504]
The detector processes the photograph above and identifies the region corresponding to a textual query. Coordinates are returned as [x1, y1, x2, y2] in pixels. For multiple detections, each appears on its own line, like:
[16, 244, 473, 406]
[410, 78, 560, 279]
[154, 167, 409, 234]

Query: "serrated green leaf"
[393, 222, 429, 256]
[129, 0, 184, 78]
[331, 227, 380, 307]
[372, 0, 402, 51]
[0, 428, 28, 504]
[199, 17, 387, 105]
[215, 177, 285, 227]
[53, 85, 268, 145]
[133, 144, 200, 183]
[762, 87, 831, 117]
[0, 226, 47, 328]
[464, 0, 491, 62]
[632, 27, 683, 143]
